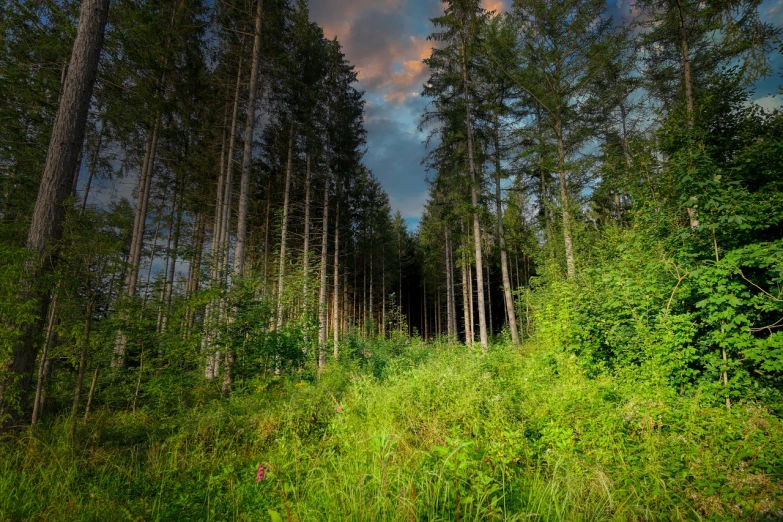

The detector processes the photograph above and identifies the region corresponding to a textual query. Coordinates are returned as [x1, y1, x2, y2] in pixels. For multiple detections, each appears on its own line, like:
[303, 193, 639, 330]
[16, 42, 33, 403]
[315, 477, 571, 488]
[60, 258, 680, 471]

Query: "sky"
[307, 0, 783, 230]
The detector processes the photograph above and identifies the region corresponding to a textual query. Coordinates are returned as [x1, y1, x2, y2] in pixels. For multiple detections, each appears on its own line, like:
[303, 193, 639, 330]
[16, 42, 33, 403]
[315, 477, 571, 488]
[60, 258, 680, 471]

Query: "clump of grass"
[1, 340, 782, 520]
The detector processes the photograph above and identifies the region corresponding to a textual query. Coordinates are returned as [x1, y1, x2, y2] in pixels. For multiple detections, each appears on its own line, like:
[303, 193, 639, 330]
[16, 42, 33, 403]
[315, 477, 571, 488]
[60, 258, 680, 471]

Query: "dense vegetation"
[1, 0, 782, 519]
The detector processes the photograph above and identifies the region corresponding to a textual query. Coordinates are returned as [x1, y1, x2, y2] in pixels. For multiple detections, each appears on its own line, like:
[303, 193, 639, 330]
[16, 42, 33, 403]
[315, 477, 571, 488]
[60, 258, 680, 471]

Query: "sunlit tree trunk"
[460, 37, 487, 350]
[555, 116, 576, 278]
[492, 112, 519, 345]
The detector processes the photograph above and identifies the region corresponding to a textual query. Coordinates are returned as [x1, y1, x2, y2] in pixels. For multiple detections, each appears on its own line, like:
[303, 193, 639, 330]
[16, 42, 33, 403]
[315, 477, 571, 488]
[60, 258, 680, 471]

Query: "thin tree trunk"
[80, 118, 105, 213]
[84, 367, 98, 419]
[492, 111, 519, 345]
[423, 280, 428, 340]
[556, 118, 576, 278]
[302, 153, 311, 308]
[382, 257, 386, 337]
[262, 174, 272, 294]
[468, 254, 475, 344]
[70, 294, 94, 439]
[445, 228, 454, 338]
[217, 57, 243, 284]
[2, 0, 110, 423]
[485, 251, 493, 336]
[369, 251, 374, 336]
[460, 36, 487, 350]
[160, 179, 183, 333]
[461, 240, 472, 345]
[31, 292, 59, 426]
[276, 127, 295, 329]
[113, 120, 159, 368]
[332, 195, 340, 357]
[233, 0, 264, 278]
[317, 170, 330, 369]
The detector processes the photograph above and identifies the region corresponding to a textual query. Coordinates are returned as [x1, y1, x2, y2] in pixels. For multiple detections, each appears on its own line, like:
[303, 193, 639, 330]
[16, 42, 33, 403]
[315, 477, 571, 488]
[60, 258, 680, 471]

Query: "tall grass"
[1, 340, 782, 520]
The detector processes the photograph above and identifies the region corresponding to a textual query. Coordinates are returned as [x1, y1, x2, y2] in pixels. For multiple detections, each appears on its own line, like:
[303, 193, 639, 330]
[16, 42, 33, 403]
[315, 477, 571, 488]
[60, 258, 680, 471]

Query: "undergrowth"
[1, 339, 782, 521]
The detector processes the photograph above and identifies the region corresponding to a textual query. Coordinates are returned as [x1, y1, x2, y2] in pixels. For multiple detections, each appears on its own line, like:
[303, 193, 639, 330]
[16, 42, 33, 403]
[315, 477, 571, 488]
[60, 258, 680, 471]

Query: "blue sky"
[308, 0, 783, 230]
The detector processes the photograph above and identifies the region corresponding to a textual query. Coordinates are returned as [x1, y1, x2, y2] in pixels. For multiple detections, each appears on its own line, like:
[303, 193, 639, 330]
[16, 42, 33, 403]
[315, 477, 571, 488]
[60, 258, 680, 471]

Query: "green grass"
[1, 340, 782, 521]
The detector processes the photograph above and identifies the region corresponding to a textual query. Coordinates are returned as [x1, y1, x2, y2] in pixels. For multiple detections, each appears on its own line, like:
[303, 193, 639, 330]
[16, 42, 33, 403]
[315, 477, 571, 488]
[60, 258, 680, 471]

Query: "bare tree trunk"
[436, 288, 441, 338]
[113, 120, 159, 368]
[423, 280, 428, 340]
[369, 251, 374, 336]
[468, 253, 475, 344]
[317, 170, 330, 369]
[302, 153, 311, 308]
[461, 239, 472, 345]
[276, 127, 295, 329]
[332, 196, 340, 357]
[460, 37, 487, 350]
[217, 58, 243, 284]
[84, 367, 98, 419]
[445, 229, 454, 338]
[233, 0, 264, 278]
[2, 0, 110, 423]
[70, 293, 94, 439]
[556, 118, 576, 279]
[31, 293, 59, 426]
[80, 118, 105, 213]
[262, 174, 272, 294]
[485, 251, 493, 336]
[160, 180, 183, 333]
[492, 112, 519, 345]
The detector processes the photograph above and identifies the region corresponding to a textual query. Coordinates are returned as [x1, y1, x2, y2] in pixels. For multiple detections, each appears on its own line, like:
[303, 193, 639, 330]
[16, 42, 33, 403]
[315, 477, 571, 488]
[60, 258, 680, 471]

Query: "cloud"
[309, 0, 440, 227]
[751, 94, 782, 112]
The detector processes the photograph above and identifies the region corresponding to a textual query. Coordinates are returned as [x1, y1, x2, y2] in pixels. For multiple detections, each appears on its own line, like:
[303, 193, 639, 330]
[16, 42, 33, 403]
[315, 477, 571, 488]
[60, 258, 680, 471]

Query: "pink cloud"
[310, 1, 437, 105]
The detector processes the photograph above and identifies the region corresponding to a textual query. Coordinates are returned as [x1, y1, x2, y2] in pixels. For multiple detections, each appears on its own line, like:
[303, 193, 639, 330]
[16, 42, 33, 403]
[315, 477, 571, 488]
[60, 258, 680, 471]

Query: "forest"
[1, 0, 783, 519]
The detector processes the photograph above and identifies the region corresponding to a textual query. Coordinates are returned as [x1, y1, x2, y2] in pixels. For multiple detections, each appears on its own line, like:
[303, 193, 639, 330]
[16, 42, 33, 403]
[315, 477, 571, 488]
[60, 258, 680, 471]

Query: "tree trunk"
[217, 57, 244, 284]
[84, 367, 98, 419]
[556, 118, 576, 278]
[70, 294, 94, 439]
[160, 179, 183, 333]
[233, 0, 264, 278]
[276, 126, 295, 329]
[80, 118, 105, 213]
[445, 228, 454, 338]
[332, 195, 340, 357]
[461, 239, 472, 345]
[460, 36, 488, 350]
[31, 292, 59, 426]
[2, 0, 110, 423]
[492, 111, 519, 345]
[302, 153, 311, 309]
[317, 170, 330, 369]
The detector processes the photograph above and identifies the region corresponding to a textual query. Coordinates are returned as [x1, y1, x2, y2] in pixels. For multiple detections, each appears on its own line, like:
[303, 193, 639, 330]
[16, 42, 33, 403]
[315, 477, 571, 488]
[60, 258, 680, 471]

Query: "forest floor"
[1, 338, 783, 521]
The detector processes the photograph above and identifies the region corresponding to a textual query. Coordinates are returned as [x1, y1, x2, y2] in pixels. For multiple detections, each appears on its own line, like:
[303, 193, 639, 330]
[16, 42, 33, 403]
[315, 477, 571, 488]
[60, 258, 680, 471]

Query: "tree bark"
[556, 117, 576, 278]
[492, 111, 519, 345]
[302, 153, 311, 308]
[460, 36, 488, 350]
[2, 0, 110, 423]
[233, 0, 264, 278]
[317, 170, 330, 369]
[332, 195, 340, 357]
[70, 294, 94, 439]
[276, 126, 295, 329]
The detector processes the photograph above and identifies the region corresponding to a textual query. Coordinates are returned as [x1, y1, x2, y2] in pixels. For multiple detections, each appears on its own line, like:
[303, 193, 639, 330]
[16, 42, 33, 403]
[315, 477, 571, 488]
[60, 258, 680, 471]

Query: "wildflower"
[256, 463, 266, 482]
[336, 404, 343, 413]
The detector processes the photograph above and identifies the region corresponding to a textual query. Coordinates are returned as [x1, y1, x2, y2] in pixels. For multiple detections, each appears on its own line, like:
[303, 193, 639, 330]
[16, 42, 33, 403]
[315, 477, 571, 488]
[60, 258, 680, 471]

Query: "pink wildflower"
[256, 463, 266, 482]
[336, 404, 343, 413]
